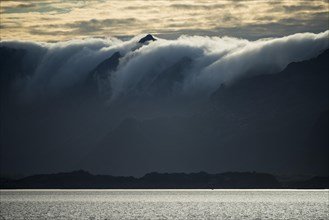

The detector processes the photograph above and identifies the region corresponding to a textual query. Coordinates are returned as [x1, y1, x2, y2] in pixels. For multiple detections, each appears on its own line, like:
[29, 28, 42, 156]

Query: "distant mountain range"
[1, 170, 328, 189]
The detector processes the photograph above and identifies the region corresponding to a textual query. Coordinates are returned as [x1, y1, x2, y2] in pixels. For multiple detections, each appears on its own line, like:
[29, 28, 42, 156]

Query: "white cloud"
[1, 31, 328, 102]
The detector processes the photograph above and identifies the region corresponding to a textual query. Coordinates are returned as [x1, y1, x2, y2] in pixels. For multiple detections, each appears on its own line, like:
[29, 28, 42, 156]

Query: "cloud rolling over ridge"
[1, 31, 328, 102]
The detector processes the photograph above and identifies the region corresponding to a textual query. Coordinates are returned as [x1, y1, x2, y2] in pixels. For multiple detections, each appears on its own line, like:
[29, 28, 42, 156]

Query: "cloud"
[1, 1, 70, 14]
[1, 0, 328, 42]
[1, 37, 136, 99]
[65, 18, 139, 34]
[27, 18, 141, 37]
[169, 3, 227, 10]
[1, 31, 328, 102]
[282, 5, 326, 13]
[16, 3, 37, 8]
[187, 31, 329, 95]
[110, 31, 329, 99]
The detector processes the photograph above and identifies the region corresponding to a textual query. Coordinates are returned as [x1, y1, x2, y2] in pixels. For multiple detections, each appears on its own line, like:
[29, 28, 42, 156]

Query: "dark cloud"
[222, 12, 239, 22]
[27, 18, 140, 37]
[155, 20, 328, 41]
[0, 21, 23, 31]
[16, 3, 36, 8]
[169, 3, 227, 10]
[212, 20, 328, 40]
[124, 6, 154, 10]
[2, 2, 71, 14]
[282, 4, 326, 13]
[232, 2, 247, 9]
[29, 28, 71, 36]
[65, 18, 139, 34]
[257, 16, 276, 22]
[311, 11, 329, 20]
[268, 3, 326, 13]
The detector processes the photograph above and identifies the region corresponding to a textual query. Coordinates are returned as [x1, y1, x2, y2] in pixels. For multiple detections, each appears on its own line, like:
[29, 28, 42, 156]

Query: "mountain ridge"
[1, 170, 327, 189]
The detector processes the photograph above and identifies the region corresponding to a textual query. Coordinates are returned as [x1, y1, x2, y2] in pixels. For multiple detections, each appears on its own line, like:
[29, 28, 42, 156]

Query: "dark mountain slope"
[86, 49, 329, 176]
[0, 46, 26, 90]
[139, 34, 157, 44]
[207, 48, 329, 175]
[85, 51, 122, 98]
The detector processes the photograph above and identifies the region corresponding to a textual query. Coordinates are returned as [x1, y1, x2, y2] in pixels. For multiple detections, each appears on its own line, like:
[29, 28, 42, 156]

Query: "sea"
[0, 189, 328, 219]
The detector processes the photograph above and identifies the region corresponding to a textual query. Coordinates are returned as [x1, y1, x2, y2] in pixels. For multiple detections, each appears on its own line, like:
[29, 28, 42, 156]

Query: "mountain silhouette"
[138, 34, 156, 44]
[84, 49, 329, 176]
[0, 170, 278, 189]
[2, 170, 327, 189]
[86, 51, 122, 98]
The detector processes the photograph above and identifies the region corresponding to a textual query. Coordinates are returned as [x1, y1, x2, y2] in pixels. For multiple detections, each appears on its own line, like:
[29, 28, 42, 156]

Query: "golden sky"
[1, 0, 328, 42]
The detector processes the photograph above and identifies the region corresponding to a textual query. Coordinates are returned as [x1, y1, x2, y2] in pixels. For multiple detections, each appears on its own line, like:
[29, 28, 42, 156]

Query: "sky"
[1, 0, 328, 42]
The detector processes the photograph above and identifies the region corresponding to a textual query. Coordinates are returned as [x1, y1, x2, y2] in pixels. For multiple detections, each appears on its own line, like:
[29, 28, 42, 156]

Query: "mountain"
[208, 49, 329, 175]
[86, 51, 122, 98]
[138, 34, 156, 44]
[2, 170, 327, 189]
[0, 170, 280, 189]
[282, 176, 329, 189]
[0, 46, 26, 90]
[0, 45, 44, 94]
[0, 36, 328, 177]
[144, 56, 192, 98]
[85, 49, 328, 176]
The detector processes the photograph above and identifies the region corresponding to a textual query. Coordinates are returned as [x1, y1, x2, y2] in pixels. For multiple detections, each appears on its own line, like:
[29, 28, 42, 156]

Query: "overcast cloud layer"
[1, 0, 328, 41]
[1, 31, 329, 102]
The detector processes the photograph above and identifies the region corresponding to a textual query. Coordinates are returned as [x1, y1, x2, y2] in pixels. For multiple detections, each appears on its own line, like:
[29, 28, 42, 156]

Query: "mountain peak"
[138, 34, 156, 44]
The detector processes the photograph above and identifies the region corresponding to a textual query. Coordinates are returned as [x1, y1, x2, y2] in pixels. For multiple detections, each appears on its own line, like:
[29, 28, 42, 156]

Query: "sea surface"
[0, 189, 328, 219]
